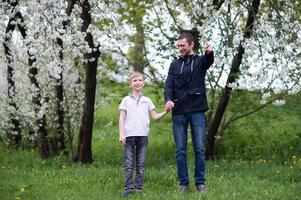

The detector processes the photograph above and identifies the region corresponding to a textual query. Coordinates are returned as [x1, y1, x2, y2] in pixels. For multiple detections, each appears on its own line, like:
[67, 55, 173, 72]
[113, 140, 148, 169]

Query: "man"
[164, 32, 214, 193]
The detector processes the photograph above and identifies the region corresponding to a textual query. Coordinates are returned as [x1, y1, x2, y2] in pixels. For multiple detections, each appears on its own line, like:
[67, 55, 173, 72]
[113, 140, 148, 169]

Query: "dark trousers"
[124, 136, 148, 192]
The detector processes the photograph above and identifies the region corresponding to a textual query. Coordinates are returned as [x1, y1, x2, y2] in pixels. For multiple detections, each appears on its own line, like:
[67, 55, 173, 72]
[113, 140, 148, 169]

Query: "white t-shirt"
[119, 95, 156, 137]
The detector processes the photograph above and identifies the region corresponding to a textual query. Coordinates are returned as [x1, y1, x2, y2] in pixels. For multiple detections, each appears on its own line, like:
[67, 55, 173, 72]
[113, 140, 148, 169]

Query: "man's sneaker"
[196, 184, 207, 193]
[178, 185, 189, 193]
[121, 190, 133, 198]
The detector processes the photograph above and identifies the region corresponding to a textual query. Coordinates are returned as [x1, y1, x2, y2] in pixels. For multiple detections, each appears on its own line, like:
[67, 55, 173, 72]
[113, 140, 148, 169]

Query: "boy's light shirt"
[119, 94, 155, 137]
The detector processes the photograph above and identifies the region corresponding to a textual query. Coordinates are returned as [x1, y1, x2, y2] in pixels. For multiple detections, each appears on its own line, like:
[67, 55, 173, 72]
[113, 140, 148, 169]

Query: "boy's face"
[130, 75, 145, 92]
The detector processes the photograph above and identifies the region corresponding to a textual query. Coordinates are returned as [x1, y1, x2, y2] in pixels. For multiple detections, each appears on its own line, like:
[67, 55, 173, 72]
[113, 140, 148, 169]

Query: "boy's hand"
[165, 100, 174, 110]
[165, 106, 171, 112]
[119, 136, 126, 145]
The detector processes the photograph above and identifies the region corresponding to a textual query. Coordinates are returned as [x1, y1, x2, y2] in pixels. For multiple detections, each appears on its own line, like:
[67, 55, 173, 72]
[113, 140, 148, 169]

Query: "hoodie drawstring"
[190, 59, 194, 72]
[180, 57, 195, 74]
[180, 61, 184, 74]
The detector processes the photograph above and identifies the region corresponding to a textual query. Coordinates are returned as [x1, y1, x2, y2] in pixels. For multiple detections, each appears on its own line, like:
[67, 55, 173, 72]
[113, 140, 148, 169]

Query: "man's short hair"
[128, 71, 145, 83]
[178, 32, 194, 45]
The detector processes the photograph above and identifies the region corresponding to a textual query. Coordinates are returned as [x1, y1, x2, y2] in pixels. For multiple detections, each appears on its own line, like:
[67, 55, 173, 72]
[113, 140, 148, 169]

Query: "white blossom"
[272, 99, 285, 106]
[227, 82, 238, 89]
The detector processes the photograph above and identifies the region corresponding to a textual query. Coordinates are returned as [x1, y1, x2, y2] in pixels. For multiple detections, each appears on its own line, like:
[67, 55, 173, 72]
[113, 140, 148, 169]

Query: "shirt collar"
[130, 93, 143, 100]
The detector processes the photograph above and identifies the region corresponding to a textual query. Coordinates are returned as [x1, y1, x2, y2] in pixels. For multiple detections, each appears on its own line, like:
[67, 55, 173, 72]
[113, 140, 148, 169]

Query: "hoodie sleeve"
[203, 51, 214, 70]
[164, 62, 174, 103]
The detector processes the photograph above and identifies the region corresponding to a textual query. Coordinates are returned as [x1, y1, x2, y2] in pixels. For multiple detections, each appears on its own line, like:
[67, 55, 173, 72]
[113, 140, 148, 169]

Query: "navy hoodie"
[164, 52, 214, 116]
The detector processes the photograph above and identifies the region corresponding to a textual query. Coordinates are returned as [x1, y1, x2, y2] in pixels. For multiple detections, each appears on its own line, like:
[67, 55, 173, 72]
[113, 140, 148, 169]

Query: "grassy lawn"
[1, 90, 300, 199]
[1, 132, 300, 200]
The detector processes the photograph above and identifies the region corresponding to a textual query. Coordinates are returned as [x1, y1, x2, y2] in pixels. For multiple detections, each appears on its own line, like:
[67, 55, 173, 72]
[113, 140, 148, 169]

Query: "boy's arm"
[119, 110, 126, 144]
[149, 109, 170, 121]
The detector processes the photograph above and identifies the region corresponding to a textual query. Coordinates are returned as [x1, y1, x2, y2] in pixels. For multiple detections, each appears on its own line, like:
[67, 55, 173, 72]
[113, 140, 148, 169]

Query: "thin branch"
[151, 3, 175, 41]
[162, 0, 181, 31]
[224, 92, 287, 129]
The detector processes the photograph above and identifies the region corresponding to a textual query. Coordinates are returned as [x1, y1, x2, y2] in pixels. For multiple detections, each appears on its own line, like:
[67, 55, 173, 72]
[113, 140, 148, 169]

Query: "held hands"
[165, 100, 174, 111]
[165, 107, 172, 112]
[203, 43, 213, 54]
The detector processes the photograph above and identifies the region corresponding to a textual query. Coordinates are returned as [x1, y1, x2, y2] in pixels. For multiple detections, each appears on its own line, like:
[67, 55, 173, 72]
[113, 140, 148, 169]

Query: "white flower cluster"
[272, 99, 285, 107]
[1, 0, 301, 138]
[0, 0, 97, 136]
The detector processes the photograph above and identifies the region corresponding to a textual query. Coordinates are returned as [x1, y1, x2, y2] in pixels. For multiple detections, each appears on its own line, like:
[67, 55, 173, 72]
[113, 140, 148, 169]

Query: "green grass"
[1, 134, 301, 200]
[0, 150, 300, 200]
[1, 87, 301, 199]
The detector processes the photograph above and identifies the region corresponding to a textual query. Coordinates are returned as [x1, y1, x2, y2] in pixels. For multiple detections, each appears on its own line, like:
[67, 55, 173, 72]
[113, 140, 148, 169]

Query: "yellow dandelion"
[20, 187, 25, 192]
[16, 197, 21, 200]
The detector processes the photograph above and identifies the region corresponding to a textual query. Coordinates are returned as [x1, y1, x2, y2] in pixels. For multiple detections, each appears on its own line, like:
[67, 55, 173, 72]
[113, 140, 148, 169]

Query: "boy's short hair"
[128, 71, 145, 83]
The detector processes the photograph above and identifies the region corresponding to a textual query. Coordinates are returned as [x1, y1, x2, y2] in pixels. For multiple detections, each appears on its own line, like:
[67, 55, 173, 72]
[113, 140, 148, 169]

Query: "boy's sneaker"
[135, 189, 143, 195]
[178, 185, 189, 193]
[196, 184, 207, 193]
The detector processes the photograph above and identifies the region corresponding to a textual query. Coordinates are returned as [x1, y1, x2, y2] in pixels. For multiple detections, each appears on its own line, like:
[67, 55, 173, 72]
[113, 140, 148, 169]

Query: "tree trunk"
[54, 74, 65, 153]
[73, 0, 101, 163]
[207, 0, 261, 159]
[131, 13, 146, 73]
[50, 37, 64, 154]
[28, 65, 51, 158]
[52, 1, 76, 153]
[13, 5, 51, 158]
[3, 1, 22, 147]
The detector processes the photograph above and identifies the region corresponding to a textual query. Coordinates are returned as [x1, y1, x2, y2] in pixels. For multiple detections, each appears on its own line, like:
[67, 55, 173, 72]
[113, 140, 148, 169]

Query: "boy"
[119, 71, 169, 197]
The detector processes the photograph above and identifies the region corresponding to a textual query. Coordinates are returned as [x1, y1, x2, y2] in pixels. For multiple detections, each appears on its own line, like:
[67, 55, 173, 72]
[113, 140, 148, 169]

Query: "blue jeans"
[124, 136, 148, 192]
[172, 112, 206, 186]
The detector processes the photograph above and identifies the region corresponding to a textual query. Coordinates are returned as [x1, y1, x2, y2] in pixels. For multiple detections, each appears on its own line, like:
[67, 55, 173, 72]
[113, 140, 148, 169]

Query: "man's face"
[177, 38, 194, 56]
[130, 75, 145, 92]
